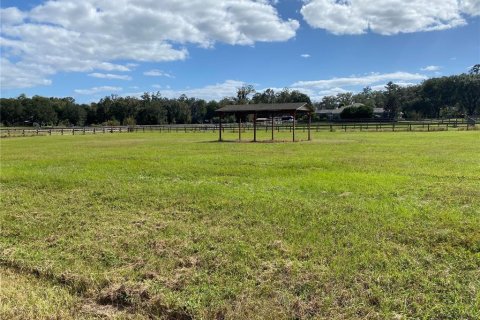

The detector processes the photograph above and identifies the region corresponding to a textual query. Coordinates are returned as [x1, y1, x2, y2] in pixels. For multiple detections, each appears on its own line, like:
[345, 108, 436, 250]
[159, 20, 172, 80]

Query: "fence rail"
[1, 121, 478, 137]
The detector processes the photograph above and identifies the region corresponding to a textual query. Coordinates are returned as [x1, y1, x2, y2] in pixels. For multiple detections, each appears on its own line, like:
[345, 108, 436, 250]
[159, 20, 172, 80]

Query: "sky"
[1, 0, 479, 103]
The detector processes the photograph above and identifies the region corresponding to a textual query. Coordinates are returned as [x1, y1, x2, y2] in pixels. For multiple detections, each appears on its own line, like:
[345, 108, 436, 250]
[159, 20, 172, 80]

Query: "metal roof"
[216, 102, 312, 113]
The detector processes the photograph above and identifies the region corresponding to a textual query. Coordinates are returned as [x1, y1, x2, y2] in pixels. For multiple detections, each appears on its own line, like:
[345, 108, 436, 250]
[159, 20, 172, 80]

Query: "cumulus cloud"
[0, 7, 25, 26]
[301, 54, 311, 58]
[144, 70, 174, 78]
[88, 73, 132, 80]
[301, 0, 478, 35]
[161, 80, 246, 100]
[1, 0, 298, 89]
[0, 57, 53, 89]
[420, 65, 441, 72]
[123, 80, 246, 101]
[74, 86, 123, 95]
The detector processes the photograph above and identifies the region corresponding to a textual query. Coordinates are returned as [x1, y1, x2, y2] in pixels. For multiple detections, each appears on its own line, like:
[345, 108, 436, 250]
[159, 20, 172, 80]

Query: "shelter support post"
[219, 113, 223, 141]
[271, 113, 274, 141]
[238, 113, 241, 141]
[308, 112, 312, 141]
[292, 111, 296, 142]
[253, 112, 257, 142]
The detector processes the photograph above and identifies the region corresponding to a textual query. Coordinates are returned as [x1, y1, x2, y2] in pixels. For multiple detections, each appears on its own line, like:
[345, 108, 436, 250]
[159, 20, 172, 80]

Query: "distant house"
[316, 103, 386, 120]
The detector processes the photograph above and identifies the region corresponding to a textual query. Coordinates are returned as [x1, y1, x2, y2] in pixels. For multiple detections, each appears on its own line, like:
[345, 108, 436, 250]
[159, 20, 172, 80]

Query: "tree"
[252, 88, 275, 104]
[340, 105, 373, 119]
[61, 103, 87, 126]
[336, 92, 354, 107]
[469, 64, 480, 75]
[236, 85, 256, 104]
[136, 104, 166, 125]
[455, 73, 480, 116]
[384, 82, 401, 119]
[0, 98, 24, 125]
[190, 99, 207, 123]
[354, 86, 376, 107]
[24, 95, 58, 126]
[205, 100, 219, 122]
[318, 96, 338, 110]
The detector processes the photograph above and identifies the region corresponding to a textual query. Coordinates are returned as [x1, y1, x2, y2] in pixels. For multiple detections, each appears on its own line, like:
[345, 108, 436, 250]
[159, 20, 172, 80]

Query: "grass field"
[1, 130, 479, 319]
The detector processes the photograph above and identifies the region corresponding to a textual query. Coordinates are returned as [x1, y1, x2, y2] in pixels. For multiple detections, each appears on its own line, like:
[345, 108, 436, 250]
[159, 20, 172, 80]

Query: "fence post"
[73, 129, 75, 135]
[93, 128, 96, 134]
[49, 129, 52, 135]
[392, 123, 395, 132]
[83, 127, 86, 135]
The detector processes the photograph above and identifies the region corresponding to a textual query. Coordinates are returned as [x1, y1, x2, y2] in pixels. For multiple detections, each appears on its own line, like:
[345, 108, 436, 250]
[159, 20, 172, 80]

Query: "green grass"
[1, 130, 479, 319]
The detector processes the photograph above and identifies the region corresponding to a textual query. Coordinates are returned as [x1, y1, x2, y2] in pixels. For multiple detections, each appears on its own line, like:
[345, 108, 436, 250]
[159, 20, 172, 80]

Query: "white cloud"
[144, 70, 174, 78]
[0, 7, 25, 26]
[1, 0, 298, 89]
[88, 73, 132, 80]
[292, 72, 427, 89]
[460, 0, 480, 16]
[74, 86, 123, 95]
[291, 72, 428, 100]
[421, 65, 441, 71]
[301, 0, 478, 35]
[0, 57, 53, 89]
[123, 80, 245, 101]
[301, 54, 311, 58]
[161, 80, 246, 100]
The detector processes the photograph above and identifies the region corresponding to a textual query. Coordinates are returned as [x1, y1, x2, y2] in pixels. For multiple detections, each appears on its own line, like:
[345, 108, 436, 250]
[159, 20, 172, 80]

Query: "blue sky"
[1, 0, 479, 103]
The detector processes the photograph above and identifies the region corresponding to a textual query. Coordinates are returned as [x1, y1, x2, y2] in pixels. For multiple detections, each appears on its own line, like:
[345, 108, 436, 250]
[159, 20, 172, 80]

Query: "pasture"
[1, 131, 479, 319]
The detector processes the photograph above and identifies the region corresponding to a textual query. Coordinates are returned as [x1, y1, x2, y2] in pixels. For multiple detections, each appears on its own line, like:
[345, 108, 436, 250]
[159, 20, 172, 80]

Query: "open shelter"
[215, 102, 313, 142]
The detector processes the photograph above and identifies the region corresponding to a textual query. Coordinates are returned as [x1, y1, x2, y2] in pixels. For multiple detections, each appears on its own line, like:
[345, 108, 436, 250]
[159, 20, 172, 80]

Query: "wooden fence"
[1, 120, 478, 137]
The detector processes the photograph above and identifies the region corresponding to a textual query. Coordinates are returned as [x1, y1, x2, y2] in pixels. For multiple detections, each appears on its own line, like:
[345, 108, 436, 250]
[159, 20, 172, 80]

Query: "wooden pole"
[292, 111, 296, 142]
[219, 113, 223, 141]
[253, 112, 257, 142]
[308, 113, 312, 141]
[271, 113, 274, 141]
[238, 113, 241, 141]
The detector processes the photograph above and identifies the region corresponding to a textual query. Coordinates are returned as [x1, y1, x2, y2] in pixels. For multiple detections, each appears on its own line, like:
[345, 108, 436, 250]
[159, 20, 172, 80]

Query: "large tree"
[236, 85, 256, 104]
[384, 82, 401, 119]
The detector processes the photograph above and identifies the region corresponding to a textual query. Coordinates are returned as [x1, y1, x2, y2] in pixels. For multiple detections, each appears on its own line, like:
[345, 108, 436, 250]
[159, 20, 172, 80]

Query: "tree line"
[0, 88, 311, 126]
[1, 67, 478, 126]
[317, 66, 480, 119]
